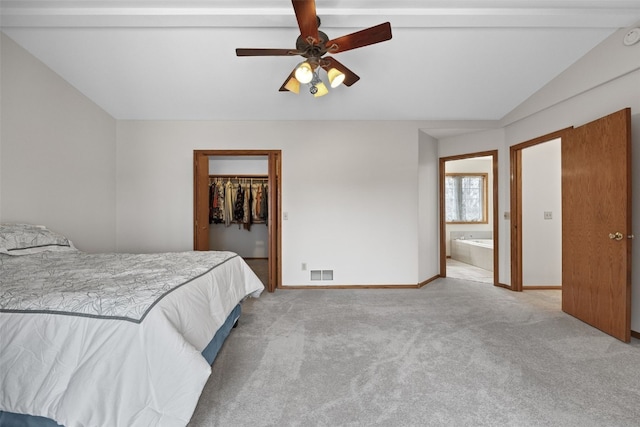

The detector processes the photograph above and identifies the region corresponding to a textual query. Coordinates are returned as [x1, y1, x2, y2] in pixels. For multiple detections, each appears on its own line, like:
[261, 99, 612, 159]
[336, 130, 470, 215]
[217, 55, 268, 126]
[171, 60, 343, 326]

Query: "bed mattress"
[0, 250, 263, 427]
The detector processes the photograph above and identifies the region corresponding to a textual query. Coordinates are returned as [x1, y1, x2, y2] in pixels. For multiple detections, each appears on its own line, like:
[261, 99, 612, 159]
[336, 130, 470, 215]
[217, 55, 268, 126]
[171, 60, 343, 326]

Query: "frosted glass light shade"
[284, 77, 300, 94]
[327, 68, 345, 88]
[294, 62, 313, 84]
[313, 82, 329, 97]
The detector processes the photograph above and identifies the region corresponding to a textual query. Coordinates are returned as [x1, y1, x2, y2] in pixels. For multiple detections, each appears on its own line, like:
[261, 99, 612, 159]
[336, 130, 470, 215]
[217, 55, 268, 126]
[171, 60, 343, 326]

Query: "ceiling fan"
[235, 0, 392, 97]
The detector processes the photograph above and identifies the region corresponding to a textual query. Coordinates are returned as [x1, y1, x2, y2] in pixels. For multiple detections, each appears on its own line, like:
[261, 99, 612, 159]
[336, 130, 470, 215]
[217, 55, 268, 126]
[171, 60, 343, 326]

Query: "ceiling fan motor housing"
[296, 30, 330, 59]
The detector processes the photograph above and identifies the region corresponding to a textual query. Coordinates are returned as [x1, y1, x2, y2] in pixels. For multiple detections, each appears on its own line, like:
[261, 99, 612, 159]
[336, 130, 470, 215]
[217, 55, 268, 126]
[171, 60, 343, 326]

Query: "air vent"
[310, 270, 334, 281]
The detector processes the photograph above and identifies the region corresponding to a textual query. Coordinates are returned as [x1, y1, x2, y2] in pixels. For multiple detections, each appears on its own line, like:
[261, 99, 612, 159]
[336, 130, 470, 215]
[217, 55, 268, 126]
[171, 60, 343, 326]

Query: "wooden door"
[194, 152, 210, 251]
[268, 151, 281, 291]
[562, 108, 632, 342]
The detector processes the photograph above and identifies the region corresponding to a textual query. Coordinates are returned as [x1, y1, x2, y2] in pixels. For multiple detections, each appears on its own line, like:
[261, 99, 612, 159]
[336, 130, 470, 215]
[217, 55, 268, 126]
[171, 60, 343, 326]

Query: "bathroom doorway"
[439, 150, 498, 285]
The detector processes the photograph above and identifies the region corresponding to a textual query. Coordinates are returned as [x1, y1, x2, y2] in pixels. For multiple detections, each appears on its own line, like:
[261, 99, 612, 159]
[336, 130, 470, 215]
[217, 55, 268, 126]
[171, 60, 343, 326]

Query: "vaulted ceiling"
[2, 1, 640, 130]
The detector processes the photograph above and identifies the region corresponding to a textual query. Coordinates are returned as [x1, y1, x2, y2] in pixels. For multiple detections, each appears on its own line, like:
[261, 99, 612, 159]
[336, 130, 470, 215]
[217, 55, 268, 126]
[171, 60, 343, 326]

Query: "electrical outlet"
[544, 211, 552, 220]
[301, 263, 307, 271]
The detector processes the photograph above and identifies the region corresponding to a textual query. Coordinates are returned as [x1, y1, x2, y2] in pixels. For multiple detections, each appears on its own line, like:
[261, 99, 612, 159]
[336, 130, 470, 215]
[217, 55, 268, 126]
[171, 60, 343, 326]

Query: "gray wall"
[418, 130, 440, 282]
[114, 120, 431, 285]
[521, 138, 562, 286]
[0, 33, 117, 252]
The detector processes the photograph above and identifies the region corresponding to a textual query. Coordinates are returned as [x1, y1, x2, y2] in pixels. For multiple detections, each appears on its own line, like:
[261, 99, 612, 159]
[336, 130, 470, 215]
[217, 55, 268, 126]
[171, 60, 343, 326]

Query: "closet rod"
[208, 174, 267, 179]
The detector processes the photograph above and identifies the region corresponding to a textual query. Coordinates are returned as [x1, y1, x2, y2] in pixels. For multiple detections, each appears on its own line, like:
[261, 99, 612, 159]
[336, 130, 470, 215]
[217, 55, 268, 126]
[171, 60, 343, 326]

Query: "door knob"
[609, 232, 623, 241]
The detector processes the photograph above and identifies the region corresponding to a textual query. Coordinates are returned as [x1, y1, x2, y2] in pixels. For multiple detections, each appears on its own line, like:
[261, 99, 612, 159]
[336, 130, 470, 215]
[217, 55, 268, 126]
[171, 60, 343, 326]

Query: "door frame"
[193, 149, 282, 292]
[439, 150, 499, 285]
[509, 128, 571, 292]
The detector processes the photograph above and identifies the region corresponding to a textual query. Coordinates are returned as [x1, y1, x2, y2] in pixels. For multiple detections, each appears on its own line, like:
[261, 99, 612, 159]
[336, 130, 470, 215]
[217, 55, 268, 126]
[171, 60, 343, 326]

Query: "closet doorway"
[439, 150, 499, 286]
[509, 130, 565, 292]
[193, 150, 281, 292]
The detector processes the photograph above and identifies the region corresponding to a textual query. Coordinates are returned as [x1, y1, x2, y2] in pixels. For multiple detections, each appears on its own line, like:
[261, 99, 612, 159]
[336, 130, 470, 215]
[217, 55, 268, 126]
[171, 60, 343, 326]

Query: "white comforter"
[0, 251, 264, 427]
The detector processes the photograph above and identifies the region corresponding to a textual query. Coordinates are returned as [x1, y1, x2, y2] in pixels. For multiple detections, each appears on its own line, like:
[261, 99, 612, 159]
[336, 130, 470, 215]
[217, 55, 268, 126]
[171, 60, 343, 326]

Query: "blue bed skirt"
[202, 303, 241, 364]
[0, 304, 242, 427]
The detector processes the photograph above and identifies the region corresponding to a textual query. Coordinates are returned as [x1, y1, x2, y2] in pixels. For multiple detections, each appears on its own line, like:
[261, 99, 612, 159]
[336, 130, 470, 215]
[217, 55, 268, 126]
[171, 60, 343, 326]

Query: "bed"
[0, 223, 264, 427]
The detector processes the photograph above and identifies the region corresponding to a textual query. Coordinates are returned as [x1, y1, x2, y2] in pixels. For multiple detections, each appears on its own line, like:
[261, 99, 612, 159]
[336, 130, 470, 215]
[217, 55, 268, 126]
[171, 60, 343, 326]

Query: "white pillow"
[0, 223, 76, 255]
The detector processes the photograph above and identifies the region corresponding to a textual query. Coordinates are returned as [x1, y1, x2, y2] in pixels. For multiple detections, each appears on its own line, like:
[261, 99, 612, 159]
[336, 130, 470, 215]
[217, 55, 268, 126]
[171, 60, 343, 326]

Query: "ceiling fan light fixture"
[327, 68, 345, 88]
[294, 62, 313, 84]
[313, 81, 329, 97]
[236, 2, 393, 98]
[284, 77, 300, 94]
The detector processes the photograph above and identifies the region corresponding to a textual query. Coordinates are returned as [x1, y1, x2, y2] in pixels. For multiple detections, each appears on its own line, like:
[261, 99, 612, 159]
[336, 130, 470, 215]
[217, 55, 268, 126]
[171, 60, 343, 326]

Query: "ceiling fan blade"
[325, 22, 392, 54]
[321, 56, 360, 87]
[292, 0, 319, 43]
[236, 48, 299, 57]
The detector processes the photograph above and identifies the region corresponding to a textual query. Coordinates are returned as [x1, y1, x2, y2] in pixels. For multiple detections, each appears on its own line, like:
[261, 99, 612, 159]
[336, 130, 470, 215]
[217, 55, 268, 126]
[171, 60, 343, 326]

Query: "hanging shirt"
[252, 182, 262, 222]
[209, 183, 215, 224]
[233, 183, 244, 223]
[215, 181, 225, 223]
[243, 182, 253, 230]
[224, 180, 234, 226]
[260, 183, 268, 222]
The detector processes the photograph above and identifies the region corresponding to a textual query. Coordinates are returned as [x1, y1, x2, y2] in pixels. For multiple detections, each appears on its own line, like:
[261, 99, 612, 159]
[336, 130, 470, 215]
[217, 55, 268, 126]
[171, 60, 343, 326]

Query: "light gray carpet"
[189, 278, 640, 427]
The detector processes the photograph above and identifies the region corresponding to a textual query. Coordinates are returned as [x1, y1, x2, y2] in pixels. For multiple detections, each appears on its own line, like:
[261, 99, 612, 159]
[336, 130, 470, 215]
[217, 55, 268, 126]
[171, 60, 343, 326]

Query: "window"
[445, 173, 488, 223]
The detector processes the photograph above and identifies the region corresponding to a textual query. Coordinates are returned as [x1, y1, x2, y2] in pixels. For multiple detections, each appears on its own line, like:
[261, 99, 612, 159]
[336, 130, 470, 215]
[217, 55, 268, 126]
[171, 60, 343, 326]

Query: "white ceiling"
[2, 1, 640, 129]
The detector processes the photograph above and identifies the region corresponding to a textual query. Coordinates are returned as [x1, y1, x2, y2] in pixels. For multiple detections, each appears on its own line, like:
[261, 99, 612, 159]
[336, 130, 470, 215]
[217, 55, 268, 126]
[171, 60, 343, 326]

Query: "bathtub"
[451, 238, 494, 271]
